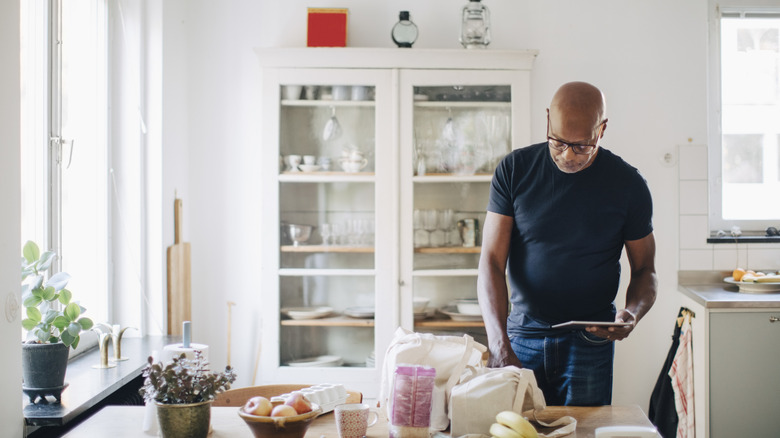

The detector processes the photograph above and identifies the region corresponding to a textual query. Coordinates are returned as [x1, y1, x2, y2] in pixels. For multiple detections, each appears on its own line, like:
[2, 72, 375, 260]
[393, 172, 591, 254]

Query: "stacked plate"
[281, 306, 333, 320]
[287, 355, 344, 367]
[344, 306, 375, 318]
[365, 352, 376, 367]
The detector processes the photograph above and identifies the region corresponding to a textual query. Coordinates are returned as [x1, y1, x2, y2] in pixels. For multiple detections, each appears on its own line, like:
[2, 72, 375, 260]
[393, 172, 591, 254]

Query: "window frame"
[708, 2, 780, 233]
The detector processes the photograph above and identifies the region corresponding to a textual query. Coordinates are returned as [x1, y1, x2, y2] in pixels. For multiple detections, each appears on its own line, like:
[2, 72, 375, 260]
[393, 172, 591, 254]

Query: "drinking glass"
[423, 210, 440, 247]
[413, 209, 428, 247]
[320, 223, 333, 245]
[439, 209, 455, 247]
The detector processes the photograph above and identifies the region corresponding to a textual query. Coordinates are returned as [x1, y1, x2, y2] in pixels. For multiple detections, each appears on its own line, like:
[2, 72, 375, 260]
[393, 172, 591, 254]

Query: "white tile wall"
[679, 249, 713, 270]
[677, 144, 780, 272]
[679, 180, 708, 215]
[678, 145, 707, 180]
[680, 215, 709, 250]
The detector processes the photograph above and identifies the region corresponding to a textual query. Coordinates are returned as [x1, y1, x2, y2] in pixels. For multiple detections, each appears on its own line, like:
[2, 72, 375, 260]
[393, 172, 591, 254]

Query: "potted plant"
[140, 351, 237, 438]
[20, 240, 94, 403]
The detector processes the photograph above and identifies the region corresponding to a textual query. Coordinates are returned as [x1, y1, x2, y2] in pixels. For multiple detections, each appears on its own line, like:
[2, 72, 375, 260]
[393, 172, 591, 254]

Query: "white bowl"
[298, 164, 321, 172]
[412, 297, 430, 313]
[454, 299, 481, 315]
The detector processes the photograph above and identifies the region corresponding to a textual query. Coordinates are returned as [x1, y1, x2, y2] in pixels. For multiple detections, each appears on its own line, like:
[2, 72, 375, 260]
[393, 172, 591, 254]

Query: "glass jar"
[392, 11, 418, 48]
[460, 0, 490, 49]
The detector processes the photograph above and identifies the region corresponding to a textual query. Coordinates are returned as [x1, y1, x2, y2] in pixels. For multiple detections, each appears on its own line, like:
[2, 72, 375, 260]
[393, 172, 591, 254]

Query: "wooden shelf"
[414, 246, 480, 254]
[281, 315, 375, 327]
[281, 245, 374, 253]
[414, 315, 485, 328]
[280, 171, 375, 176]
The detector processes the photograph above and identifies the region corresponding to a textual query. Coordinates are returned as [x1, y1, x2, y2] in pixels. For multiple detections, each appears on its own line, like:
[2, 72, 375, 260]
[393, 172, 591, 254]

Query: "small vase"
[156, 400, 212, 438]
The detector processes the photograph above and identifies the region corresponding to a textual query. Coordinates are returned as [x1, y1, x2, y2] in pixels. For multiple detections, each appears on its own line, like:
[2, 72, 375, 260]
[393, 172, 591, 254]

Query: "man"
[477, 81, 657, 406]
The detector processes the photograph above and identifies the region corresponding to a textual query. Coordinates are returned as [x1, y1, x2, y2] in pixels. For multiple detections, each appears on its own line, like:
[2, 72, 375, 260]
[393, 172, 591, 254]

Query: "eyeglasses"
[546, 117, 603, 155]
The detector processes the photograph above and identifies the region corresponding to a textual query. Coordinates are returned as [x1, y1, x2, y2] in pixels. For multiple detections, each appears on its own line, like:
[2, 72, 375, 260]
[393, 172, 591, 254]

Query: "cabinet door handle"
[770, 316, 779, 323]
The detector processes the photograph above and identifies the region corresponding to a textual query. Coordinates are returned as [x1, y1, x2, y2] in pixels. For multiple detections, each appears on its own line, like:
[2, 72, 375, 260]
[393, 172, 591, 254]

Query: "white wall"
[1, 1, 25, 435]
[170, 0, 709, 410]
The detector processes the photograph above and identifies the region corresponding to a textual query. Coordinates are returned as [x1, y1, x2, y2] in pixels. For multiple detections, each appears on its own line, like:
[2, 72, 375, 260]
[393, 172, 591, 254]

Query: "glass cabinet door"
[261, 68, 395, 394]
[398, 69, 531, 346]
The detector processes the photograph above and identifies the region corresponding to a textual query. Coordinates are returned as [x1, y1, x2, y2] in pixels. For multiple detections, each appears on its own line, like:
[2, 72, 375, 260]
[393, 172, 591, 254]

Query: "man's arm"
[477, 211, 522, 367]
[587, 232, 658, 341]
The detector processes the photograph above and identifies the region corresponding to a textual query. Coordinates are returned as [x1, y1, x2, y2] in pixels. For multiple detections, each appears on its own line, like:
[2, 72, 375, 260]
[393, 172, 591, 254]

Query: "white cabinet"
[257, 48, 536, 398]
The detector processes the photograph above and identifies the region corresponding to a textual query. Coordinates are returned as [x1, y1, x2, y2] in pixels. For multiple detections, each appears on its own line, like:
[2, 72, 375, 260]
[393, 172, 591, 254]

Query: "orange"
[732, 268, 746, 281]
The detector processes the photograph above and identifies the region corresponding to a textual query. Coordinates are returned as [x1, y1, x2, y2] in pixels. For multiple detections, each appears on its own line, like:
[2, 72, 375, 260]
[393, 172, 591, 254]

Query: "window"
[21, 0, 109, 328]
[709, 5, 780, 232]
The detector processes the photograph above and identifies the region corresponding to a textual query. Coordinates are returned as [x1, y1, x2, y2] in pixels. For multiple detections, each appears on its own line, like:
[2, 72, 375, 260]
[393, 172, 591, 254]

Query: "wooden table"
[62, 404, 654, 437]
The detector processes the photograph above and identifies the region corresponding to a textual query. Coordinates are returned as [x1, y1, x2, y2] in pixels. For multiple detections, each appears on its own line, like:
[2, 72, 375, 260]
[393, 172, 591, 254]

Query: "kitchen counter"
[677, 270, 780, 308]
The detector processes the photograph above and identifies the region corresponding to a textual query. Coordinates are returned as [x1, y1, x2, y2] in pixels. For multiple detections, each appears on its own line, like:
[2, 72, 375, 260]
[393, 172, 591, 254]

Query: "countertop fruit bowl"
[239, 401, 322, 438]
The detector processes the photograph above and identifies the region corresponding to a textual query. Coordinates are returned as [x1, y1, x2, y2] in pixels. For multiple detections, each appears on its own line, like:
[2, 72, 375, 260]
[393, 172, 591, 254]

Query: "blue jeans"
[510, 330, 614, 406]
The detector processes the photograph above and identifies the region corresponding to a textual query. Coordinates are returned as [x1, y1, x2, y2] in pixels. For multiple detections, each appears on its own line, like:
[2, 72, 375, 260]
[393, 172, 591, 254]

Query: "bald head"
[549, 81, 607, 128]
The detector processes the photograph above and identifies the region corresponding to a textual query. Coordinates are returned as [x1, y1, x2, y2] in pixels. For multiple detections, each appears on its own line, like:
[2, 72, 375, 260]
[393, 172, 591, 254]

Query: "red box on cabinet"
[307, 8, 348, 47]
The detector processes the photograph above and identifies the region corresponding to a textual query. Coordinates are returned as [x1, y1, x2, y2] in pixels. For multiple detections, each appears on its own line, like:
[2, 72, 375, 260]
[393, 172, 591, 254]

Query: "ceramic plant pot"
[156, 400, 212, 438]
[21, 342, 69, 403]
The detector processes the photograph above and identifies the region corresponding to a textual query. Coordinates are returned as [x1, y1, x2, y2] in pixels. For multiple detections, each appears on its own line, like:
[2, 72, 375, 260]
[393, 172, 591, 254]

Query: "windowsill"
[23, 335, 176, 432]
[706, 235, 780, 244]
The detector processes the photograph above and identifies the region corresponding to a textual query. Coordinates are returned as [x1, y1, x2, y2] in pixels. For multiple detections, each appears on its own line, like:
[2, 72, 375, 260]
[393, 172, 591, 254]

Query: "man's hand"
[487, 342, 524, 368]
[585, 308, 636, 341]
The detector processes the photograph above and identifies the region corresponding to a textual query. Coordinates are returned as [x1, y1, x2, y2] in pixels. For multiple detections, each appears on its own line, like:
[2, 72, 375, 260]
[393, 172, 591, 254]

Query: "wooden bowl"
[238, 402, 322, 438]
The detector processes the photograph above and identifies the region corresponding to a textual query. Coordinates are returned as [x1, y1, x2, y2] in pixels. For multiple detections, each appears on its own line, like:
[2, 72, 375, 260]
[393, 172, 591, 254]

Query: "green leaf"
[64, 302, 80, 321]
[26, 307, 41, 322]
[37, 250, 56, 271]
[78, 317, 94, 330]
[61, 330, 75, 347]
[58, 289, 72, 305]
[52, 316, 69, 330]
[23, 241, 40, 264]
[23, 295, 42, 309]
[21, 319, 37, 331]
[70, 336, 80, 350]
[44, 309, 59, 324]
[41, 286, 57, 302]
[67, 322, 81, 337]
[47, 272, 70, 291]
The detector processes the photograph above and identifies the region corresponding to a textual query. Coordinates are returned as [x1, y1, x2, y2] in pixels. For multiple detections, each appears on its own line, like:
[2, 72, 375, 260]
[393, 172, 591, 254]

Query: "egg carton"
[270, 383, 348, 415]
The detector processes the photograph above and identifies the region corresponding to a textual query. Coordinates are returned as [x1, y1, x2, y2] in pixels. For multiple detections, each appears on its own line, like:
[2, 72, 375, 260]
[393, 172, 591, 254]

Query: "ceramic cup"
[283, 85, 302, 100]
[303, 155, 317, 165]
[339, 158, 368, 173]
[332, 85, 351, 101]
[285, 154, 302, 171]
[351, 86, 369, 101]
[304, 85, 319, 100]
[335, 403, 378, 438]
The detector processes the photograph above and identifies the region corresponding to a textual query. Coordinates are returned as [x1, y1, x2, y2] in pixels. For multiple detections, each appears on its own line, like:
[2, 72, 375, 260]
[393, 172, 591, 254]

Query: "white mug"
[303, 155, 317, 165]
[283, 85, 302, 100]
[351, 86, 369, 101]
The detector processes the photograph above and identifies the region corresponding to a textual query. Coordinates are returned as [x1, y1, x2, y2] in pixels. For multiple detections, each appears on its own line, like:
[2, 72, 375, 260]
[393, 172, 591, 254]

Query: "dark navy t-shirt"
[487, 143, 653, 336]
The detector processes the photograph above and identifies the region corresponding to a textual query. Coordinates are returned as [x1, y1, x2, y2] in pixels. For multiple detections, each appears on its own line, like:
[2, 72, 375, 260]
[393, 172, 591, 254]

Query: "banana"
[489, 422, 522, 438]
[755, 275, 780, 283]
[495, 410, 538, 438]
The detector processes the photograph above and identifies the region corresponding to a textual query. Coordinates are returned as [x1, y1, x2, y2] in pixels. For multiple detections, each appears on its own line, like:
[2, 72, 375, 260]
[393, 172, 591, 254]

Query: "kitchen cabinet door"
[398, 69, 531, 346]
[709, 310, 780, 437]
[260, 67, 396, 397]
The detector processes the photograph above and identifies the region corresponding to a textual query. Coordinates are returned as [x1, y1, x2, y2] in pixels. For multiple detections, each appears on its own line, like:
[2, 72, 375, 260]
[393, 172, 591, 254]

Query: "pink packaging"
[389, 364, 436, 438]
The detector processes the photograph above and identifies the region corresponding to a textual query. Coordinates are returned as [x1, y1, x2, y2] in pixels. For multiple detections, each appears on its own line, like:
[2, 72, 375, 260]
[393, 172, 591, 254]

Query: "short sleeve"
[623, 171, 653, 241]
[487, 155, 515, 217]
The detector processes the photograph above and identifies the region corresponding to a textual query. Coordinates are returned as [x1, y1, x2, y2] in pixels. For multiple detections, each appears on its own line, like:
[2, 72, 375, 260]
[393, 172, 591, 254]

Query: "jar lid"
[399, 10, 410, 20]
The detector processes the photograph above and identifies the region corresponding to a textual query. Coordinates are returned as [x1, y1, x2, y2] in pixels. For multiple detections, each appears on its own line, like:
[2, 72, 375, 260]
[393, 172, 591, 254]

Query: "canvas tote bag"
[379, 327, 487, 431]
[449, 365, 577, 438]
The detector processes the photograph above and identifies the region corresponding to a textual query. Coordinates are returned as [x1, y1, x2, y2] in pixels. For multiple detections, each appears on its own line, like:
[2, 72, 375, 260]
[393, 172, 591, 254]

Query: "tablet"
[550, 321, 632, 329]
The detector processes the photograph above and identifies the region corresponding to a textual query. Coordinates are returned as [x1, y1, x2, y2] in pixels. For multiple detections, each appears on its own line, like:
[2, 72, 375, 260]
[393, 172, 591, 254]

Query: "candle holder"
[91, 325, 116, 369]
[110, 325, 137, 362]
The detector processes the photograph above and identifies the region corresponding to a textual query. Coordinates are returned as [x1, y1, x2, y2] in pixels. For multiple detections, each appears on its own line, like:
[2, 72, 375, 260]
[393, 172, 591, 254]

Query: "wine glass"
[439, 209, 455, 247]
[423, 209, 440, 247]
[320, 223, 333, 246]
[322, 106, 342, 141]
[413, 209, 428, 247]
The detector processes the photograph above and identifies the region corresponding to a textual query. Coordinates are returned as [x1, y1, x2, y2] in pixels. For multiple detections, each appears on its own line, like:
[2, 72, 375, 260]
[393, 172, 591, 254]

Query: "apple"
[285, 393, 313, 414]
[243, 396, 273, 416]
[271, 404, 298, 417]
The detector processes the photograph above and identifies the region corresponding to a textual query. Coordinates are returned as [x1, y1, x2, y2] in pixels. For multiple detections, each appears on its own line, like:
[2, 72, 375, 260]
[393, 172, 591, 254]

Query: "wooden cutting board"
[167, 198, 191, 335]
